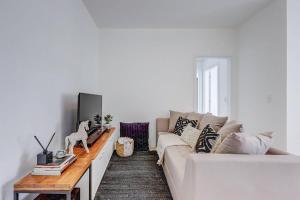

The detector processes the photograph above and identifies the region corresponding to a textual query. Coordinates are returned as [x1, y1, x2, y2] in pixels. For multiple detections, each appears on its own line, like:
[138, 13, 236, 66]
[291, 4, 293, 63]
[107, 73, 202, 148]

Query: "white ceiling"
[82, 0, 272, 29]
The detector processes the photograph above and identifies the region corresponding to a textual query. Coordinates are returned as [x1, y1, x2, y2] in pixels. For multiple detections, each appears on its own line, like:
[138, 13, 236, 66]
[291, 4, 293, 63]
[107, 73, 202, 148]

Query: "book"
[31, 170, 61, 176]
[35, 154, 75, 168]
[32, 168, 61, 172]
[32, 155, 77, 176]
[35, 156, 76, 170]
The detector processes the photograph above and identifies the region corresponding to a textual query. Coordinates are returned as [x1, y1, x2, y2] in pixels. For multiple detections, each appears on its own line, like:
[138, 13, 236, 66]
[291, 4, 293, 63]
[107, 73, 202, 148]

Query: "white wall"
[237, 0, 287, 150]
[98, 29, 237, 149]
[287, 0, 300, 154]
[0, 0, 99, 199]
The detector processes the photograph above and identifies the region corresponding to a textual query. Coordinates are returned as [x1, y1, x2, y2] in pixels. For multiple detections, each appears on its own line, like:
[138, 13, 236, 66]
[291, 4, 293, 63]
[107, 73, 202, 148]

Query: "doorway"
[196, 57, 231, 116]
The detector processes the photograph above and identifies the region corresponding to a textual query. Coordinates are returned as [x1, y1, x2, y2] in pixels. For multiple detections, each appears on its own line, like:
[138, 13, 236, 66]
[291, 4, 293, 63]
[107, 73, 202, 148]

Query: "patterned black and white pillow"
[195, 124, 220, 153]
[173, 116, 198, 136]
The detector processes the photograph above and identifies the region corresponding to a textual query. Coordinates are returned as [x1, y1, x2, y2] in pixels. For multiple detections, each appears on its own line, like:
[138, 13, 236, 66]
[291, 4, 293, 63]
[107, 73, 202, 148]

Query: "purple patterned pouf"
[120, 122, 149, 151]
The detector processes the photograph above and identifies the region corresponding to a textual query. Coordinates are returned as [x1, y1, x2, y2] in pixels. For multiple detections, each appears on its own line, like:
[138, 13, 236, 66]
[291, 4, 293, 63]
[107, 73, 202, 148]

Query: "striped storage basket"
[116, 137, 134, 157]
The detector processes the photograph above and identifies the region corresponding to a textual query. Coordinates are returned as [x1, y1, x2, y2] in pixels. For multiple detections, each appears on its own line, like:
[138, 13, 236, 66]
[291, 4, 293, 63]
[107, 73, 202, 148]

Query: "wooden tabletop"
[14, 128, 115, 192]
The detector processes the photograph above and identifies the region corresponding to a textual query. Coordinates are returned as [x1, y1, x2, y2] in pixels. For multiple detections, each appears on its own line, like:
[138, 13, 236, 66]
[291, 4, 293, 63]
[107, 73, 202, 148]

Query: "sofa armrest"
[182, 153, 300, 200]
[156, 118, 169, 143]
[156, 118, 169, 133]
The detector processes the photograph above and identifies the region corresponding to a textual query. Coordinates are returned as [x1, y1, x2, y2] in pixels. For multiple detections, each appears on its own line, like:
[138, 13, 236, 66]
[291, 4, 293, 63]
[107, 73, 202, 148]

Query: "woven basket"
[116, 137, 134, 157]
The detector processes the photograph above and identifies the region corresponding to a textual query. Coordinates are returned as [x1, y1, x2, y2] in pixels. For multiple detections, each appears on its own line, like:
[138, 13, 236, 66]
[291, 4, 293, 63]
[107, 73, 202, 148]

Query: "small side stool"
[116, 137, 134, 157]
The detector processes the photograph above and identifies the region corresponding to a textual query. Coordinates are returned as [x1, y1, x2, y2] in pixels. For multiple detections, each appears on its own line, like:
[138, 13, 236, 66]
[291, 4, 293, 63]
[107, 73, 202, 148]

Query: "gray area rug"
[95, 151, 172, 200]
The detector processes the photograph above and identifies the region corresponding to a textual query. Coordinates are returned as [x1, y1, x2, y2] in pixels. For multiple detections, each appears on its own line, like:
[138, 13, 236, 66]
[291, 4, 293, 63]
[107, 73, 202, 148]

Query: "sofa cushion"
[199, 113, 228, 132]
[174, 116, 198, 136]
[180, 125, 201, 149]
[158, 131, 171, 137]
[164, 145, 192, 188]
[211, 121, 243, 153]
[195, 124, 220, 153]
[215, 132, 273, 154]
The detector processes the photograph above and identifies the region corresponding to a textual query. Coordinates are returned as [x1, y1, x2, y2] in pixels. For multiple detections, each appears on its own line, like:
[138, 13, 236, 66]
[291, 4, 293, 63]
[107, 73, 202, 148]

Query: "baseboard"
[149, 146, 156, 151]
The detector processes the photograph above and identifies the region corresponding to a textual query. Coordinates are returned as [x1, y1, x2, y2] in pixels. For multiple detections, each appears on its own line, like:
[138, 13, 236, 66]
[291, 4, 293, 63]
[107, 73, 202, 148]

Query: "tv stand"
[87, 127, 107, 146]
[14, 128, 116, 200]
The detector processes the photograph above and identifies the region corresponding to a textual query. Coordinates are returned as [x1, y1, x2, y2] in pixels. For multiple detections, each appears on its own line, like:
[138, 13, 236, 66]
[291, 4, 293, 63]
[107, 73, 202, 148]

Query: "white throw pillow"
[180, 125, 201, 149]
[215, 132, 273, 155]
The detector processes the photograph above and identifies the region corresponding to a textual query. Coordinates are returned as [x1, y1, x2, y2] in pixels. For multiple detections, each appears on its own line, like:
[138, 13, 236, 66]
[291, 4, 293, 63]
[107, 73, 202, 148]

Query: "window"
[196, 57, 230, 116]
[204, 65, 218, 115]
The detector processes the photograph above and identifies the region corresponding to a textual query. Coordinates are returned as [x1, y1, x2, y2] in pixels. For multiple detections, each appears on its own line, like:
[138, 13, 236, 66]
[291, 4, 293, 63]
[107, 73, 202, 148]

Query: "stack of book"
[32, 154, 77, 176]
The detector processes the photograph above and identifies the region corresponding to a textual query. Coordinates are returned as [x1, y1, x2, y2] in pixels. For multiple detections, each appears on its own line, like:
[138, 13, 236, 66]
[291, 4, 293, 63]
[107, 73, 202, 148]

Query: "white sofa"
[156, 118, 300, 200]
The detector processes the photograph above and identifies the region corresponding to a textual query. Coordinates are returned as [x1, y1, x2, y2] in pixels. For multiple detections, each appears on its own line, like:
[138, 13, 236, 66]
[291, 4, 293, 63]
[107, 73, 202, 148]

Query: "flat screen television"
[77, 93, 102, 135]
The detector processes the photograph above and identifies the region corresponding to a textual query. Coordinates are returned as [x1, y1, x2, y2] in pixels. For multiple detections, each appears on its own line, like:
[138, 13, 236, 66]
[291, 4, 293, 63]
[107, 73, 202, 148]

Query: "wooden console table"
[14, 128, 116, 200]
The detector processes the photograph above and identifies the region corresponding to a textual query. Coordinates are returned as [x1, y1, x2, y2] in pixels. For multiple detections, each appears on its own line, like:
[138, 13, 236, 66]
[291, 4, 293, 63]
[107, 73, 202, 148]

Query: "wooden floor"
[95, 151, 172, 200]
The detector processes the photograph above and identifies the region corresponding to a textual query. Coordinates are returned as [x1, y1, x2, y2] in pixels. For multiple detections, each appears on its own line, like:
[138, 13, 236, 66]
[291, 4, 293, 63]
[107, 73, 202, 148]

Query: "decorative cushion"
[173, 117, 198, 136]
[215, 132, 273, 154]
[211, 121, 243, 153]
[199, 113, 228, 132]
[168, 110, 188, 132]
[180, 125, 201, 149]
[186, 112, 205, 128]
[169, 110, 205, 132]
[195, 124, 220, 153]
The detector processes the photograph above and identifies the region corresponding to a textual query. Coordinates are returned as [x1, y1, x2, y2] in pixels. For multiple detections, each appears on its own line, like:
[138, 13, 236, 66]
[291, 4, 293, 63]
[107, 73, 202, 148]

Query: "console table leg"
[14, 192, 19, 200]
[89, 165, 92, 200]
[66, 191, 71, 200]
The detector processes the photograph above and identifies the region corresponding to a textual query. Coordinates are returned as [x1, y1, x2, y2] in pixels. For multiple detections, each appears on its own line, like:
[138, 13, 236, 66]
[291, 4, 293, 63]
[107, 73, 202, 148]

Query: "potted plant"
[104, 114, 113, 129]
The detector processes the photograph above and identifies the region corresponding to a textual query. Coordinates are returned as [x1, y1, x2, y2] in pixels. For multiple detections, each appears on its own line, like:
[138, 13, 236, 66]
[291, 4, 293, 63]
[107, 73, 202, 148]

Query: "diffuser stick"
[45, 132, 56, 151]
[34, 136, 46, 152]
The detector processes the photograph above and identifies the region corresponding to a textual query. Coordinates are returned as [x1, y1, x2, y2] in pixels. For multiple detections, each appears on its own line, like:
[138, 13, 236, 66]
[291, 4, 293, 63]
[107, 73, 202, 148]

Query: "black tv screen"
[77, 93, 102, 131]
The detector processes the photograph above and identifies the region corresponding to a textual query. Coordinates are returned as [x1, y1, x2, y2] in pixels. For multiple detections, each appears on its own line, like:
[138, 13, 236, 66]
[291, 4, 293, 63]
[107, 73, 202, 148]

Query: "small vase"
[104, 123, 111, 129]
